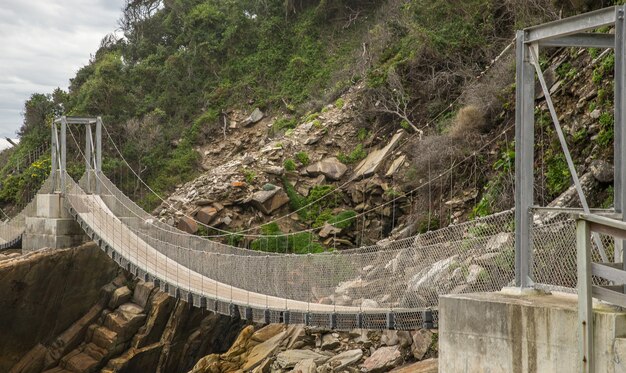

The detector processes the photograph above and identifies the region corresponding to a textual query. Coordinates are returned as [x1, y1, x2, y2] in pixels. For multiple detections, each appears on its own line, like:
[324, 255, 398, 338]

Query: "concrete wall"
[440, 291, 626, 373]
[23, 193, 87, 252]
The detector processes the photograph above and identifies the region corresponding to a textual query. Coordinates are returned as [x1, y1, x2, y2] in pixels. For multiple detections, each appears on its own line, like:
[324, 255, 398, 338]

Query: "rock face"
[4, 245, 246, 373]
[195, 207, 218, 225]
[305, 157, 348, 180]
[190, 325, 438, 373]
[242, 108, 264, 127]
[249, 187, 290, 215]
[177, 216, 199, 234]
[0, 243, 118, 372]
[354, 130, 405, 179]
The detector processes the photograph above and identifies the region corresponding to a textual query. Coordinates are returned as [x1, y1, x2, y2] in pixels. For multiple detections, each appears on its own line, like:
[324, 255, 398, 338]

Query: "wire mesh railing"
[64, 171, 525, 329]
[0, 175, 53, 250]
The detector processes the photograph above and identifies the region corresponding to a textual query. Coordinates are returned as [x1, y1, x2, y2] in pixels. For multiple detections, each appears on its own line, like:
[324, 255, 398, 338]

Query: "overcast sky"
[0, 0, 124, 138]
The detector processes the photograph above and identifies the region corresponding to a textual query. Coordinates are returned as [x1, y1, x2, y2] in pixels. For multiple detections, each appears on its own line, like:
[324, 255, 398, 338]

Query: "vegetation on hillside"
[2, 0, 624, 246]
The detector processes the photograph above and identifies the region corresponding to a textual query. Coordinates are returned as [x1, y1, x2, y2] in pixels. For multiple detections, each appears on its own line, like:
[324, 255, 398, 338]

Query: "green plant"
[250, 222, 325, 253]
[603, 186, 614, 209]
[243, 169, 256, 183]
[335, 98, 345, 109]
[304, 112, 320, 122]
[282, 178, 307, 219]
[272, 118, 298, 133]
[596, 112, 615, 147]
[295, 151, 310, 166]
[357, 128, 369, 141]
[573, 128, 587, 143]
[384, 188, 402, 198]
[399, 120, 411, 131]
[545, 153, 571, 196]
[556, 62, 576, 80]
[327, 210, 357, 229]
[337, 144, 367, 164]
[284, 159, 297, 172]
[493, 147, 515, 172]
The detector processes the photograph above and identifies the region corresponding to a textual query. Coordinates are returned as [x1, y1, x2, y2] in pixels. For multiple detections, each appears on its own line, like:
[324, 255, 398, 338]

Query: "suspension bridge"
[1, 7, 626, 335]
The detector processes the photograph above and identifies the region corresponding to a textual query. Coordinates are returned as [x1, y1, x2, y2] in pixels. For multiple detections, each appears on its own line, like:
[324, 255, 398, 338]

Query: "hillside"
[4, 0, 619, 249]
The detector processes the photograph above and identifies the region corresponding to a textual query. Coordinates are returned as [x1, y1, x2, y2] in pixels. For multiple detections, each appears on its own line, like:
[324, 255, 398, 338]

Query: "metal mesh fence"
[57, 171, 613, 329]
[63, 172, 524, 329]
[532, 212, 614, 293]
[0, 175, 53, 250]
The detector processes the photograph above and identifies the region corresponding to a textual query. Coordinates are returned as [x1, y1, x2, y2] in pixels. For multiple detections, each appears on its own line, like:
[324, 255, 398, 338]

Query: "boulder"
[109, 286, 132, 309]
[195, 207, 218, 225]
[250, 324, 285, 344]
[132, 281, 155, 309]
[381, 330, 399, 346]
[319, 223, 342, 238]
[465, 264, 487, 285]
[275, 349, 328, 368]
[410, 329, 434, 360]
[389, 359, 438, 373]
[242, 331, 286, 371]
[590, 160, 613, 183]
[320, 333, 340, 351]
[266, 166, 285, 176]
[385, 155, 406, 177]
[177, 216, 198, 234]
[326, 349, 363, 370]
[407, 256, 458, 293]
[354, 130, 405, 179]
[132, 292, 176, 349]
[361, 346, 403, 373]
[292, 358, 317, 373]
[249, 187, 290, 215]
[104, 304, 146, 341]
[305, 157, 348, 180]
[245, 108, 264, 126]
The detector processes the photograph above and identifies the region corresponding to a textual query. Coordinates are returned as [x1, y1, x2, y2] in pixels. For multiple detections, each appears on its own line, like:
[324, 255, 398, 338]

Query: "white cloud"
[0, 0, 124, 138]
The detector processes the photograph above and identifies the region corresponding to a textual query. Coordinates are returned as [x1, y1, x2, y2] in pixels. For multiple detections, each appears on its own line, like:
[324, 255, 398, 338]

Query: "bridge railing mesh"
[0, 175, 53, 249]
[64, 172, 600, 329]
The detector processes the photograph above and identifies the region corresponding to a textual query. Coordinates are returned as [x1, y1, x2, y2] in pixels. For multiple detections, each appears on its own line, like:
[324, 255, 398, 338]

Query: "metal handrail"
[576, 213, 626, 373]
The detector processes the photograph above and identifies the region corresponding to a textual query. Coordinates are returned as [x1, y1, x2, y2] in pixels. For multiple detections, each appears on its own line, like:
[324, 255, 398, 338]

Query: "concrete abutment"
[440, 290, 626, 372]
[22, 193, 88, 252]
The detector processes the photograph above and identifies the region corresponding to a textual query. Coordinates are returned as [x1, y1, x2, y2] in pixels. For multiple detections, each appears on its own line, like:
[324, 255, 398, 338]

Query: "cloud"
[0, 0, 124, 138]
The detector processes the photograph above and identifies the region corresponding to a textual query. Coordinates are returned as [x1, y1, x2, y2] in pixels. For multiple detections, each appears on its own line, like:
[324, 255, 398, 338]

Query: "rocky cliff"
[1, 243, 438, 373]
[2, 244, 245, 373]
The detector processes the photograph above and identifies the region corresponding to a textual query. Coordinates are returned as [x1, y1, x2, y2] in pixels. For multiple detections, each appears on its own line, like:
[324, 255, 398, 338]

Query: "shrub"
[545, 153, 571, 197]
[250, 222, 325, 253]
[272, 118, 297, 133]
[337, 144, 367, 164]
[295, 151, 310, 166]
[284, 159, 297, 171]
[335, 98, 345, 109]
[243, 169, 256, 183]
[327, 210, 357, 229]
[449, 105, 486, 137]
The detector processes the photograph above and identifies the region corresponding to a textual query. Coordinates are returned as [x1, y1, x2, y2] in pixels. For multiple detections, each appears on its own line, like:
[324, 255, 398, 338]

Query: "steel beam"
[54, 116, 97, 125]
[525, 6, 616, 43]
[538, 33, 614, 49]
[60, 117, 67, 192]
[576, 219, 593, 373]
[514, 31, 535, 288]
[96, 117, 102, 194]
[51, 123, 57, 193]
[615, 6, 626, 271]
[86, 124, 92, 193]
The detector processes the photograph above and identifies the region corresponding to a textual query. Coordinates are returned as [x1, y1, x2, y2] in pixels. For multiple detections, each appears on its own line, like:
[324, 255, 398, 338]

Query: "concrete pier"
[440, 290, 626, 373]
[22, 194, 87, 252]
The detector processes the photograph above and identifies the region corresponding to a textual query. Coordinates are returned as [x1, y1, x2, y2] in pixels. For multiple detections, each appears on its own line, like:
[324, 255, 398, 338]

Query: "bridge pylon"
[51, 116, 102, 194]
